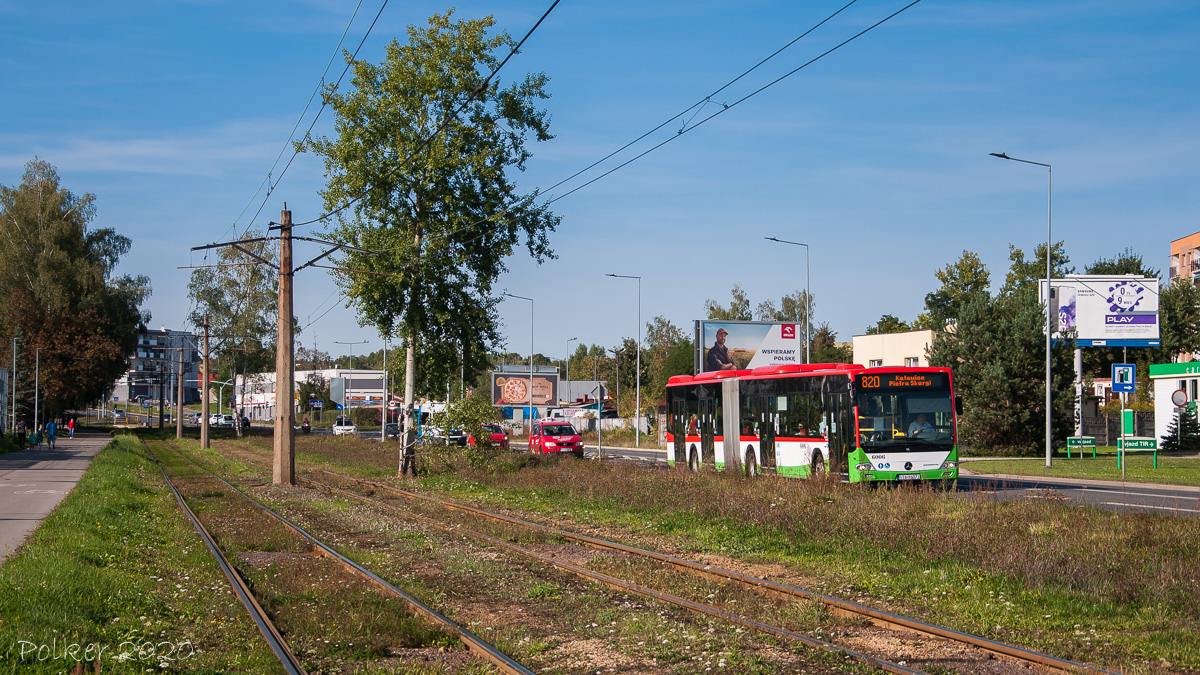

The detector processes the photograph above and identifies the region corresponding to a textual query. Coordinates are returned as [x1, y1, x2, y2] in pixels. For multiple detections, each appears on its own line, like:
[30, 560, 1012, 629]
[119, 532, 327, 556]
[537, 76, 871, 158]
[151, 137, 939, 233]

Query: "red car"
[529, 419, 584, 457]
[468, 423, 510, 451]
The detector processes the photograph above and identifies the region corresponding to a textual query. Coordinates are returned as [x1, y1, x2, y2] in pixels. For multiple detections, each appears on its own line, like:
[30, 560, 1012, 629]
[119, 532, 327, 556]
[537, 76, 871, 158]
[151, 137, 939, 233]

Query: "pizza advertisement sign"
[492, 372, 559, 407]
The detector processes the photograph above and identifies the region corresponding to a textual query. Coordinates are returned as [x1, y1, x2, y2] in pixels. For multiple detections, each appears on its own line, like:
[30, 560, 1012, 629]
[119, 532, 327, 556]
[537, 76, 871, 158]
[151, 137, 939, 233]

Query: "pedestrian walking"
[15, 417, 27, 450]
[30, 424, 41, 449]
[67, 417, 75, 439]
[45, 420, 57, 449]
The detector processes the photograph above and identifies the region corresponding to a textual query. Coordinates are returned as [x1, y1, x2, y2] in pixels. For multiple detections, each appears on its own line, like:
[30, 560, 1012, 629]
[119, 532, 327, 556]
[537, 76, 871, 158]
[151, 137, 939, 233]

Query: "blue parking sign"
[1112, 363, 1135, 393]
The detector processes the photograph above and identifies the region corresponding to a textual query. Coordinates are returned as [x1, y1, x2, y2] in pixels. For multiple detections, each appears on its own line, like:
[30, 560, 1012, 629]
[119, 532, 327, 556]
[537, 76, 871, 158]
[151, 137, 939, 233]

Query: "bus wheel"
[744, 449, 758, 478]
[811, 454, 826, 479]
[688, 447, 700, 472]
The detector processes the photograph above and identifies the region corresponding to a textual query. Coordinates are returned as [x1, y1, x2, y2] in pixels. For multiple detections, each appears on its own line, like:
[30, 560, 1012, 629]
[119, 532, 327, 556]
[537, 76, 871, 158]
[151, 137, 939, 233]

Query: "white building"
[1149, 362, 1200, 443]
[235, 368, 385, 421]
[852, 330, 935, 368]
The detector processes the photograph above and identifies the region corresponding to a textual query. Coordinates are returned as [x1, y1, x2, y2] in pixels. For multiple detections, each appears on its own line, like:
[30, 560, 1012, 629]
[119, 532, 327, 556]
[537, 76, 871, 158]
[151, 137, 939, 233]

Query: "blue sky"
[2, 0, 1197, 363]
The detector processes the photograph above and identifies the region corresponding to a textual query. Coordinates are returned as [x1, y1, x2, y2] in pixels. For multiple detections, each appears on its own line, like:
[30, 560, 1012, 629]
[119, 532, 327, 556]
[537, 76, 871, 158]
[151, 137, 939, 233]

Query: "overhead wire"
[220, 0, 388, 244]
[366, 0, 918, 256]
[290, 0, 563, 228]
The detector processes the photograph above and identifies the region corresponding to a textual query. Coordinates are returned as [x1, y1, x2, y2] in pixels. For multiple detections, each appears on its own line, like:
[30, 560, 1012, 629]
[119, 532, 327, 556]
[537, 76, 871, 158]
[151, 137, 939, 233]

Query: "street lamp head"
[989, 152, 1010, 159]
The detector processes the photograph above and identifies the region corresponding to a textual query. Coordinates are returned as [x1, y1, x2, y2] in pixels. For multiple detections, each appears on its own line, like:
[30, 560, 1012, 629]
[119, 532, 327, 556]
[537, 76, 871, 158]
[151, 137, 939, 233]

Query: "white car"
[332, 417, 357, 436]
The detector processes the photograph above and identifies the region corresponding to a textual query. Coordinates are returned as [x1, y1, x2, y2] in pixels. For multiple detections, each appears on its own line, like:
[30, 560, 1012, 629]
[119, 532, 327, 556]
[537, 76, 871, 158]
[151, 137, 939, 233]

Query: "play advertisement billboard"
[1039, 275, 1159, 345]
[491, 371, 559, 407]
[694, 320, 802, 373]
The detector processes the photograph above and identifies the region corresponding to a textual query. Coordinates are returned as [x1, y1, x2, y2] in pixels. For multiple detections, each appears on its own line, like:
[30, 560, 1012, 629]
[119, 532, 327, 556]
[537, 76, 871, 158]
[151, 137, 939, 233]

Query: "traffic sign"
[387, 400, 399, 410]
[310, 399, 324, 408]
[113, 396, 119, 402]
[1112, 363, 1136, 393]
[1172, 389, 1188, 407]
[141, 400, 152, 409]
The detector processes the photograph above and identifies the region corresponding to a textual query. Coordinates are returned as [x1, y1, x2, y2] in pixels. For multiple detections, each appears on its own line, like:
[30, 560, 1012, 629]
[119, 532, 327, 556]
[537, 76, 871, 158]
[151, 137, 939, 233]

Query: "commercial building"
[111, 327, 200, 408]
[235, 368, 385, 421]
[852, 330, 935, 369]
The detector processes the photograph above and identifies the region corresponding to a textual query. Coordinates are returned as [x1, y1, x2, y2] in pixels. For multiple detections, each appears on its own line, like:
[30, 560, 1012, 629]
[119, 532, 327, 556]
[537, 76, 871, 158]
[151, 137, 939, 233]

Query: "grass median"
[963, 450, 1200, 487]
[0, 433, 279, 673]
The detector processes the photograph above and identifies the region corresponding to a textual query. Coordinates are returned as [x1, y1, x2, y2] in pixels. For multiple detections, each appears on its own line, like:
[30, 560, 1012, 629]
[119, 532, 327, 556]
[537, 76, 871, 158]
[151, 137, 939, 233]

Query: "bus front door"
[823, 391, 853, 475]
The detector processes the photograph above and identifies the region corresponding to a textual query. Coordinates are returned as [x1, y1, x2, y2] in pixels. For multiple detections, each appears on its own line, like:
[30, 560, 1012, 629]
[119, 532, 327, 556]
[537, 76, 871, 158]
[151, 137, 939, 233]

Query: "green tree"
[1160, 408, 1200, 452]
[187, 231, 278, 437]
[914, 250, 990, 331]
[929, 271, 1076, 456]
[1085, 247, 1159, 277]
[0, 158, 149, 420]
[1001, 241, 1073, 295]
[1157, 280, 1200, 361]
[865, 314, 910, 335]
[809, 322, 852, 364]
[299, 11, 559, 475]
[644, 315, 690, 411]
[704, 284, 752, 321]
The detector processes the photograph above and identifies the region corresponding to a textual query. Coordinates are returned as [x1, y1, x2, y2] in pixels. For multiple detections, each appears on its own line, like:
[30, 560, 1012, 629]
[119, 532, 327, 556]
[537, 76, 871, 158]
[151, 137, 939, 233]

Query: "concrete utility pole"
[273, 206, 295, 485]
[176, 342, 185, 439]
[201, 316, 210, 449]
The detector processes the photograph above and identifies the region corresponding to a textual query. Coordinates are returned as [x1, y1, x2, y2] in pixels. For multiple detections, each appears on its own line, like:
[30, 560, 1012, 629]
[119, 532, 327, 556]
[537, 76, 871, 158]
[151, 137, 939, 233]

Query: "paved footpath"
[0, 431, 111, 564]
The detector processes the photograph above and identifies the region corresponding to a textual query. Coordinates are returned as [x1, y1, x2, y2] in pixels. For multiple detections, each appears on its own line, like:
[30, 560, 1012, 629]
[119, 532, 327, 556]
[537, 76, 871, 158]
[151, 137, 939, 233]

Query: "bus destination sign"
[858, 372, 948, 389]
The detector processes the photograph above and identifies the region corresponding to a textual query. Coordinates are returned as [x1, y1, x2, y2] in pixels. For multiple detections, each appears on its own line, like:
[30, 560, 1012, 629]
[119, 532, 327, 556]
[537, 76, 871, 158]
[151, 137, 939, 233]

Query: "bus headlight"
[855, 463, 872, 472]
[940, 461, 958, 469]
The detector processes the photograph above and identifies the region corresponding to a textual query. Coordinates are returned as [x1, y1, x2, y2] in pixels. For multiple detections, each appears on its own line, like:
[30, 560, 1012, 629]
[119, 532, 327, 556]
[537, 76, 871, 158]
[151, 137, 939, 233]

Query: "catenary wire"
[362, 0, 920, 256]
[220, 0, 389, 244]
[290, 0, 562, 228]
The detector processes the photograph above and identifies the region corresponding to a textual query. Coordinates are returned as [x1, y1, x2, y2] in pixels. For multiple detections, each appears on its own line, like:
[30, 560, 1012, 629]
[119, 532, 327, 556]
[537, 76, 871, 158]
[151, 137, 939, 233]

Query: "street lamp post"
[764, 238, 811, 364]
[565, 336, 578, 406]
[606, 273, 642, 445]
[608, 347, 625, 414]
[503, 293, 534, 431]
[334, 340, 368, 425]
[10, 337, 18, 433]
[34, 347, 40, 430]
[990, 152, 1053, 468]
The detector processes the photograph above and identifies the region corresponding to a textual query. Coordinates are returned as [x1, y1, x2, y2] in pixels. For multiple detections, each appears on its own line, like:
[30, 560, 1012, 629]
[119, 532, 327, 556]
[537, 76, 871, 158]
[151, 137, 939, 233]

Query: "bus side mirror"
[955, 396, 964, 416]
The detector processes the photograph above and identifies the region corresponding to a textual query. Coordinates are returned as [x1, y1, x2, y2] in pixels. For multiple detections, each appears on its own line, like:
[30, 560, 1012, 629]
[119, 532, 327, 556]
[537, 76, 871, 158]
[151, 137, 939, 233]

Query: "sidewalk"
[0, 431, 111, 564]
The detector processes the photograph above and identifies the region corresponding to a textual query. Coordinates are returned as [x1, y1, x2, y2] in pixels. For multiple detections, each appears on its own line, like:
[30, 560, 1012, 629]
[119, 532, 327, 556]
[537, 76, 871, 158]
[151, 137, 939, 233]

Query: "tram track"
[319, 469, 1120, 675]
[144, 439, 534, 675]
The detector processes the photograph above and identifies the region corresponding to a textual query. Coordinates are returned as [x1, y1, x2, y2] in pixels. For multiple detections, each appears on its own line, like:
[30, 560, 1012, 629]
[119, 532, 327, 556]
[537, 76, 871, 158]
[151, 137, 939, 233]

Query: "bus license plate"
[897, 474, 921, 481]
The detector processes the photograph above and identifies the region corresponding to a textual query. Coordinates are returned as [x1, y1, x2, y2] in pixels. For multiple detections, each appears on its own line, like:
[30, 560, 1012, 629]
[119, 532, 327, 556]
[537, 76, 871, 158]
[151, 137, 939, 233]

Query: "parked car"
[529, 419, 584, 457]
[384, 423, 401, 439]
[113, 410, 126, 420]
[220, 414, 235, 427]
[332, 416, 357, 436]
[422, 425, 466, 446]
[468, 423, 509, 451]
[209, 413, 223, 425]
[185, 412, 201, 424]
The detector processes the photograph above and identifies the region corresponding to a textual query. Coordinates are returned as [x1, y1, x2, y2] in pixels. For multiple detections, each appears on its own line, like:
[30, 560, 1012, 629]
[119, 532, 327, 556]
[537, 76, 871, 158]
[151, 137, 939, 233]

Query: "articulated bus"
[664, 363, 961, 486]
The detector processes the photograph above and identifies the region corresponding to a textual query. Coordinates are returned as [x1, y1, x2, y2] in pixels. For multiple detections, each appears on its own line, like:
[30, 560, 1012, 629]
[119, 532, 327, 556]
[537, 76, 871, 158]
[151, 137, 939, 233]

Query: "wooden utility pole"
[201, 316, 211, 449]
[273, 206, 295, 485]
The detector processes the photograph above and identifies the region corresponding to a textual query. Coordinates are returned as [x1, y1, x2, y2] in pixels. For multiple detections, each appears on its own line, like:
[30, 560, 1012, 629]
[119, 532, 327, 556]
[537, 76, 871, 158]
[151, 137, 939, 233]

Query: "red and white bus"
[665, 363, 961, 486]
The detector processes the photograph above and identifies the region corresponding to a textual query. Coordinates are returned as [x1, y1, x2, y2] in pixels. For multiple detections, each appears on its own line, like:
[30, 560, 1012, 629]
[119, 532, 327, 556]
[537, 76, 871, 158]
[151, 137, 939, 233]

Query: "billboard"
[1039, 275, 1160, 346]
[694, 320, 802, 373]
[491, 371, 559, 407]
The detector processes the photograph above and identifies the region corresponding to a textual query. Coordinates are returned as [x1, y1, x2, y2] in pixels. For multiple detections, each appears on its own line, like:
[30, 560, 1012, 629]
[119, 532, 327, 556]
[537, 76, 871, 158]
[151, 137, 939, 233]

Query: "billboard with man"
[1039, 275, 1159, 346]
[694, 320, 802, 373]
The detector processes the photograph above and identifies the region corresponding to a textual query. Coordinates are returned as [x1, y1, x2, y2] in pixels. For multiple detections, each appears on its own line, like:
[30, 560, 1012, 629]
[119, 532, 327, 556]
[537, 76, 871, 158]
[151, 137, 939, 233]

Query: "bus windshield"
[856, 390, 954, 449]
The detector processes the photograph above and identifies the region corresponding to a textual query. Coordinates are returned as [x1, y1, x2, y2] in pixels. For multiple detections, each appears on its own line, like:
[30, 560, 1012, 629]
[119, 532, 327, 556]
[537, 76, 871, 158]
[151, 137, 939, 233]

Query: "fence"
[1080, 412, 1155, 445]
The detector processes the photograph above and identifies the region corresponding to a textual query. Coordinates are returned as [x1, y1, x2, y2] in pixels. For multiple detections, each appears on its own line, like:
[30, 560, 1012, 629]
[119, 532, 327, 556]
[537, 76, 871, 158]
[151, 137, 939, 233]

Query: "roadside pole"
[273, 206, 296, 486]
[201, 316, 210, 449]
[176, 344, 185, 439]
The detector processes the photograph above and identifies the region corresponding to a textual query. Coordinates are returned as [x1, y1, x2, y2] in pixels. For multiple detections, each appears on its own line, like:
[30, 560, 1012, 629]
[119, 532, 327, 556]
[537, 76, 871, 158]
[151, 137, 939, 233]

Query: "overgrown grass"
[398, 458, 1200, 671]
[964, 450, 1200, 486]
[0, 434, 279, 673]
